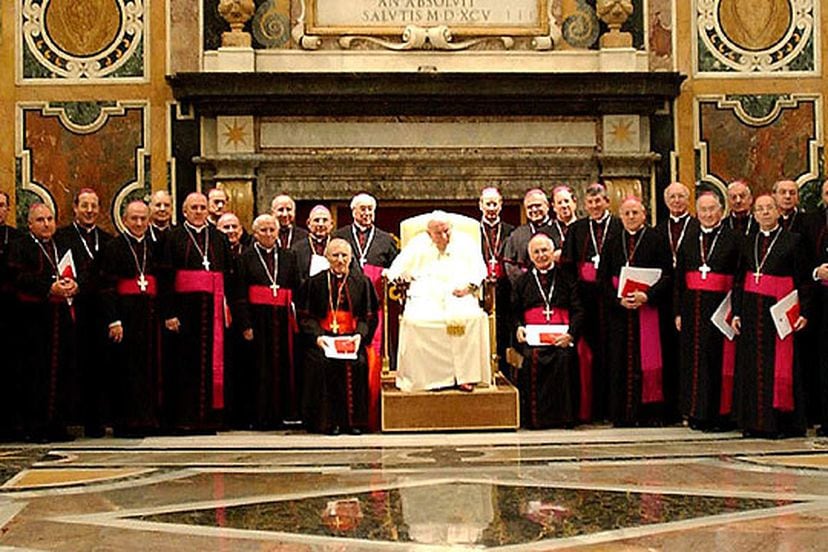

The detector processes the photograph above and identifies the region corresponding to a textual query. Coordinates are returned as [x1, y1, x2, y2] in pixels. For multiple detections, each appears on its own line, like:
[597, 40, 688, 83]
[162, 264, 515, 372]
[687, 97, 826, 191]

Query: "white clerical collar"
[255, 242, 275, 254]
[560, 215, 577, 226]
[353, 222, 372, 232]
[184, 220, 207, 233]
[592, 211, 610, 223]
[125, 230, 145, 242]
[700, 223, 721, 234]
[670, 212, 688, 223]
[781, 210, 795, 219]
[760, 225, 780, 237]
[535, 264, 555, 274]
[482, 217, 500, 227]
[152, 222, 169, 231]
[74, 221, 97, 233]
[626, 227, 643, 236]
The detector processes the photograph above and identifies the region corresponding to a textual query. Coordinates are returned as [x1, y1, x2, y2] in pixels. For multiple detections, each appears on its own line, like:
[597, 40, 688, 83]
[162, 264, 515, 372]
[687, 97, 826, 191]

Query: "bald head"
[123, 200, 150, 238]
[479, 187, 503, 223]
[664, 182, 690, 217]
[528, 233, 556, 271]
[183, 192, 208, 226]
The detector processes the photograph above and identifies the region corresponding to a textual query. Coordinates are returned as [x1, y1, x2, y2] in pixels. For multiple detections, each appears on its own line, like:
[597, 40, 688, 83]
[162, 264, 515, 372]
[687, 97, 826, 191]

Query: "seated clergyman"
[384, 210, 491, 393]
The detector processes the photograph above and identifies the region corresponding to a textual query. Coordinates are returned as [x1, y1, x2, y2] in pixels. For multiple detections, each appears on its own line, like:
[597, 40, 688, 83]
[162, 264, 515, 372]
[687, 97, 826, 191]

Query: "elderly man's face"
[271, 197, 295, 227]
[754, 196, 779, 230]
[218, 215, 242, 245]
[528, 236, 555, 271]
[29, 205, 56, 241]
[308, 210, 333, 238]
[696, 195, 723, 229]
[150, 192, 172, 226]
[665, 185, 689, 217]
[208, 190, 227, 219]
[326, 241, 351, 275]
[254, 219, 279, 249]
[620, 200, 646, 232]
[727, 183, 752, 214]
[183, 195, 209, 226]
[524, 193, 549, 223]
[427, 220, 451, 252]
[123, 203, 149, 238]
[773, 181, 799, 212]
[553, 190, 576, 222]
[74, 191, 100, 228]
[352, 202, 375, 228]
[479, 193, 502, 222]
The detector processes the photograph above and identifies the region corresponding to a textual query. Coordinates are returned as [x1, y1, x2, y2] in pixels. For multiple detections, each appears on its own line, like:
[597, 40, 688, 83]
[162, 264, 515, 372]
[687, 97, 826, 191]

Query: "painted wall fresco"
[16, 102, 149, 233]
[20, 0, 146, 81]
[648, 0, 672, 71]
[696, 95, 823, 201]
[695, 0, 817, 74]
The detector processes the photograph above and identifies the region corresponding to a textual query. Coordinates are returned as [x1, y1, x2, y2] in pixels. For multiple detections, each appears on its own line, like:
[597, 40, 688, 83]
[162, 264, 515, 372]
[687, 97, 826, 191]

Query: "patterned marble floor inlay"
[137, 481, 794, 547]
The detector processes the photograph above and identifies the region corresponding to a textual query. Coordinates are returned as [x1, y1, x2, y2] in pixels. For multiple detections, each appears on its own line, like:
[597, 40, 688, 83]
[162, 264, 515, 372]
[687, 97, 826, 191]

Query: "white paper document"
[320, 335, 360, 360]
[57, 249, 76, 279]
[770, 289, 800, 340]
[617, 266, 662, 299]
[525, 324, 570, 347]
[309, 254, 330, 277]
[710, 291, 735, 341]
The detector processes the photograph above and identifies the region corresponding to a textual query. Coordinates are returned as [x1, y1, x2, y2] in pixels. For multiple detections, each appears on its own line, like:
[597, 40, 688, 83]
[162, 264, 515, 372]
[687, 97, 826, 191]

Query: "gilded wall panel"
[19, 0, 147, 81]
[15, 102, 149, 232]
[694, 0, 818, 75]
[695, 95, 823, 201]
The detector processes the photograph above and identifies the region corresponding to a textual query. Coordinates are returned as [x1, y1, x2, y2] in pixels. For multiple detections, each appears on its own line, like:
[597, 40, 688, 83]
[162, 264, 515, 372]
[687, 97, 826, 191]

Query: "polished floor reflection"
[1, 427, 828, 550]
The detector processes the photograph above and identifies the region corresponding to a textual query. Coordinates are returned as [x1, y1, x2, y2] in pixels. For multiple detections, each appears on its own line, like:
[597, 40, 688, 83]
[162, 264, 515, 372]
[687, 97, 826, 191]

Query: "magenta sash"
[743, 273, 795, 412]
[174, 270, 225, 409]
[684, 271, 736, 414]
[525, 306, 569, 327]
[613, 276, 663, 403]
[117, 275, 158, 297]
[577, 261, 597, 283]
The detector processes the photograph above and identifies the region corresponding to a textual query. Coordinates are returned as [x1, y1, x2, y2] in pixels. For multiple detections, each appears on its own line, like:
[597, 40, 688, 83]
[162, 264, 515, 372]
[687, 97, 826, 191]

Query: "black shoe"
[327, 426, 341, 436]
[349, 427, 362, 436]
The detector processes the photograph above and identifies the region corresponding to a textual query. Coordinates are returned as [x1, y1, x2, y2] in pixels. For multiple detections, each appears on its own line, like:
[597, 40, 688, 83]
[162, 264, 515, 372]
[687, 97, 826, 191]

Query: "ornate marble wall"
[1, 1, 826, 230]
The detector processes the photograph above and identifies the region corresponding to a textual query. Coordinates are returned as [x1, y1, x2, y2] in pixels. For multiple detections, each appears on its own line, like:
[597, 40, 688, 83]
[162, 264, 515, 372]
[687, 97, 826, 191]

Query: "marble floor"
[1, 427, 828, 550]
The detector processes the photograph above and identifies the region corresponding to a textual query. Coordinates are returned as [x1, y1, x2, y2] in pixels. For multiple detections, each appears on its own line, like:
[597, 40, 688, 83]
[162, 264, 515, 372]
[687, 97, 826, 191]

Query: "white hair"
[252, 213, 277, 231]
[350, 193, 376, 210]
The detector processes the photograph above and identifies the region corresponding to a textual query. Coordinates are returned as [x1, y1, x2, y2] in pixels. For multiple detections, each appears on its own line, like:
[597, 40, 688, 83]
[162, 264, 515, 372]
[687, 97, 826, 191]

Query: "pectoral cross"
[331, 317, 340, 334]
[754, 271, 762, 284]
[270, 282, 280, 297]
[699, 264, 711, 281]
[591, 254, 600, 269]
[202, 255, 211, 271]
[543, 307, 554, 321]
[137, 274, 148, 293]
[489, 256, 498, 272]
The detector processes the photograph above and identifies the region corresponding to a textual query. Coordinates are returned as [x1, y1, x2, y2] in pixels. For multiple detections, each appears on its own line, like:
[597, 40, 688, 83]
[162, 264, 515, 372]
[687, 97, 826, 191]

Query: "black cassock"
[732, 228, 811, 437]
[233, 245, 300, 429]
[511, 265, 584, 429]
[54, 223, 113, 430]
[291, 235, 329, 286]
[598, 226, 673, 426]
[479, 220, 515, 375]
[0, 224, 22, 437]
[674, 224, 740, 428]
[99, 234, 161, 435]
[562, 214, 622, 421]
[805, 207, 828, 433]
[159, 224, 233, 431]
[334, 224, 399, 270]
[9, 235, 76, 439]
[502, 220, 559, 285]
[297, 270, 378, 434]
[655, 214, 700, 423]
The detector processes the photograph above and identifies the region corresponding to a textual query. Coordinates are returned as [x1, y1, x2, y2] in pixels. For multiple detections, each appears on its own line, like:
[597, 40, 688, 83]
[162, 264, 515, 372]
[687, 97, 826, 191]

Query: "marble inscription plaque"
[310, 0, 547, 34]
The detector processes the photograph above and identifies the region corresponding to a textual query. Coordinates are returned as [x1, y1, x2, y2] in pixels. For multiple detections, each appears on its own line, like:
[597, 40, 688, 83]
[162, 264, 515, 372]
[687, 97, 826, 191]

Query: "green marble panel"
[139, 481, 794, 546]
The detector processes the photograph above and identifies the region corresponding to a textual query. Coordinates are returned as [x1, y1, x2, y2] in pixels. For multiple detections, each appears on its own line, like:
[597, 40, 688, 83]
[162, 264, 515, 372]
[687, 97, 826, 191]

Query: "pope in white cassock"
[384, 211, 492, 392]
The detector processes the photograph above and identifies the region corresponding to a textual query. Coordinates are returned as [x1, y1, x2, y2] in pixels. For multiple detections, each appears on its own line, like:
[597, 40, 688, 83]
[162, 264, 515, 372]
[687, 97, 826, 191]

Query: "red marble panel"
[699, 101, 817, 196]
[23, 107, 144, 234]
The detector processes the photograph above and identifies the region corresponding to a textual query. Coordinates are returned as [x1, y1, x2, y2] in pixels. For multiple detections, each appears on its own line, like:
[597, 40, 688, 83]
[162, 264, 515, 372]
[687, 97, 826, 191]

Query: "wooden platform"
[381, 373, 520, 432]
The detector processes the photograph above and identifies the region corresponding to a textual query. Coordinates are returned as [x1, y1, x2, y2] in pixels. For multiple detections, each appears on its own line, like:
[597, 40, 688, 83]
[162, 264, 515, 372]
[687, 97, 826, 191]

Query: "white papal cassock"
[386, 230, 491, 391]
